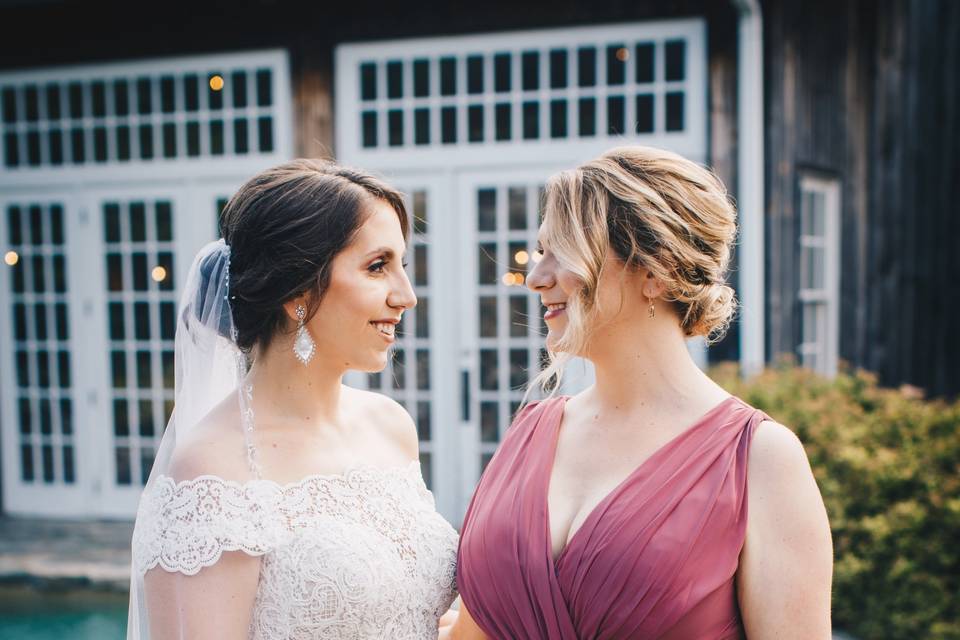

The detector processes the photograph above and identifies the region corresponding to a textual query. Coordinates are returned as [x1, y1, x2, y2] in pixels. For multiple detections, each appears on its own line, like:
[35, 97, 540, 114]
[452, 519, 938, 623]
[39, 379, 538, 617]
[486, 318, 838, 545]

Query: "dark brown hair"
[217, 158, 409, 352]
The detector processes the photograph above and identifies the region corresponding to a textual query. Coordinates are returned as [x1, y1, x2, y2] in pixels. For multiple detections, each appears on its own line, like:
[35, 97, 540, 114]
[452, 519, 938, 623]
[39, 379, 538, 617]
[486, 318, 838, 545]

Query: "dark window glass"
[156, 201, 172, 241]
[20, 445, 34, 482]
[467, 56, 483, 94]
[34, 303, 48, 340]
[607, 45, 626, 85]
[25, 85, 39, 121]
[134, 301, 150, 339]
[157, 252, 174, 291]
[549, 49, 568, 88]
[636, 94, 654, 133]
[522, 101, 539, 140]
[61, 398, 72, 434]
[138, 124, 153, 159]
[49, 129, 63, 165]
[256, 69, 272, 106]
[210, 120, 224, 155]
[42, 444, 54, 483]
[468, 105, 483, 143]
[113, 399, 129, 436]
[161, 122, 176, 158]
[132, 254, 147, 291]
[414, 108, 429, 145]
[18, 398, 31, 434]
[53, 255, 66, 292]
[510, 348, 529, 388]
[441, 107, 456, 144]
[208, 72, 223, 110]
[481, 402, 499, 441]
[140, 399, 154, 436]
[388, 110, 403, 146]
[58, 351, 70, 388]
[93, 126, 107, 162]
[440, 57, 457, 96]
[109, 301, 125, 340]
[130, 202, 146, 242]
[231, 71, 247, 108]
[416, 349, 430, 390]
[32, 255, 46, 292]
[666, 92, 684, 131]
[607, 95, 625, 135]
[415, 297, 429, 337]
[50, 205, 64, 244]
[115, 447, 131, 485]
[29, 206, 42, 244]
[478, 242, 497, 284]
[106, 253, 123, 291]
[2, 87, 17, 123]
[665, 40, 686, 81]
[477, 189, 496, 231]
[391, 349, 405, 389]
[137, 350, 152, 388]
[550, 99, 567, 138]
[70, 128, 85, 163]
[113, 79, 129, 116]
[92, 81, 106, 117]
[37, 350, 50, 388]
[116, 126, 130, 161]
[140, 449, 154, 485]
[509, 295, 529, 337]
[495, 103, 511, 141]
[186, 121, 200, 156]
[14, 303, 27, 340]
[522, 51, 539, 90]
[104, 203, 121, 243]
[234, 118, 248, 154]
[417, 401, 431, 441]
[494, 53, 511, 92]
[479, 296, 497, 338]
[636, 43, 655, 83]
[46, 84, 61, 120]
[68, 82, 84, 118]
[184, 74, 199, 111]
[578, 47, 596, 87]
[63, 446, 75, 484]
[413, 59, 429, 97]
[361, 111, 377, 148]
[387, 61, 403, 99]
[55, 303, 68, 340]
[136, 77, 152, 115]
[160, 301, 175, 340]
[508, 189, 526, 231]
[8, 206, 22, 245]
[360, 62, 377, 101]
[162, 350, 174, 389]
[16, 351, 29, 387]
[159, 76, 175, 113]
[4, 132, 18, 167]
[578, 98, 596, 137]
[26, 130, 40, 165]
[480, 349, 498, 390]
[111, 350, 126, 388]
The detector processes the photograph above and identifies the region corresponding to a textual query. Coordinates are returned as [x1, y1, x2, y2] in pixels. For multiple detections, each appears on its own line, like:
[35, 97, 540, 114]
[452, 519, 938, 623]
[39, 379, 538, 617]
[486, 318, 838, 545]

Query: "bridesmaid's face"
[296, 199, 417, 372]
[527, 233, 582, 351]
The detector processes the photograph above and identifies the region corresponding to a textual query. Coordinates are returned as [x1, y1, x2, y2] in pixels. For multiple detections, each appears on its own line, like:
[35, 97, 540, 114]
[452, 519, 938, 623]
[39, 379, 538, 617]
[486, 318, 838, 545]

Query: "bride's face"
[306, 199, 416, 372]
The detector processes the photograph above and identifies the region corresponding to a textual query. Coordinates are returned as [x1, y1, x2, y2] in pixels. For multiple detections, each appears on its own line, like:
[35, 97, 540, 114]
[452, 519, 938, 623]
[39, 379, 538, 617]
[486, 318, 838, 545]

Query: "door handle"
[461, 369, 470, 422]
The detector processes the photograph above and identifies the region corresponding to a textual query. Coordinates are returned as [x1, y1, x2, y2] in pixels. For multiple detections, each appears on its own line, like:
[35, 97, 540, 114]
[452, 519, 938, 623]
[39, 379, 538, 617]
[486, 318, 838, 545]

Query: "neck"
[245, 335, 346, 429]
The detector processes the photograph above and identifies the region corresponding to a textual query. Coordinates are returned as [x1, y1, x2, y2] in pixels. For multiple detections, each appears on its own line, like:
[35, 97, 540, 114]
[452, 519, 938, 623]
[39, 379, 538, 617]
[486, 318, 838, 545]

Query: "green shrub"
[710, 362, 960, 640]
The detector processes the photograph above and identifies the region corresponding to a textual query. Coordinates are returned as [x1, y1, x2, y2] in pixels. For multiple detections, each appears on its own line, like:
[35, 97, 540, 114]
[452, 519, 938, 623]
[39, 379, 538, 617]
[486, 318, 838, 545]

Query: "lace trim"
[133, 461, 429, 576]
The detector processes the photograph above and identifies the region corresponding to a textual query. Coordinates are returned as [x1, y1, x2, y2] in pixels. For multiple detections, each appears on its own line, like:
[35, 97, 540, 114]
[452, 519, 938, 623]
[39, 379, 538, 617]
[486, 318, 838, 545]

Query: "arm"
[737, 421, 833, 638]
[144, 550, 261, 639]
[439, 599, 489, 640]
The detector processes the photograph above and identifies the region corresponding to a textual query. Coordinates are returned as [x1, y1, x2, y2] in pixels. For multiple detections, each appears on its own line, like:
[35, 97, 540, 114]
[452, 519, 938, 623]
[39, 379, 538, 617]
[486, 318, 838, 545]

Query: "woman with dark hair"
[129, 159, 457, 639]
[446, 146, 833, 639]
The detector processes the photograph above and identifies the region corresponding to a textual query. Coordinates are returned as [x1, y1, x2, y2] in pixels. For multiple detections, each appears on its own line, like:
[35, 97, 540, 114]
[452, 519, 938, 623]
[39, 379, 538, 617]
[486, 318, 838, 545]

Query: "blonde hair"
[533, 145, 738, 392]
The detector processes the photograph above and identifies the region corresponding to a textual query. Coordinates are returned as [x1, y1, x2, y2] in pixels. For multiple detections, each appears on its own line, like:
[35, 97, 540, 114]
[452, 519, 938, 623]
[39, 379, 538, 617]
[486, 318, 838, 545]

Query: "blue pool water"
[0, 586, 127, 640]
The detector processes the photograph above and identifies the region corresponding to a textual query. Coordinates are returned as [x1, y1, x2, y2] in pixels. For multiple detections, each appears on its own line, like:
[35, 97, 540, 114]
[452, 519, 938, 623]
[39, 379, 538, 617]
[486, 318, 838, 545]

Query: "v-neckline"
[544, 394, 737, 567]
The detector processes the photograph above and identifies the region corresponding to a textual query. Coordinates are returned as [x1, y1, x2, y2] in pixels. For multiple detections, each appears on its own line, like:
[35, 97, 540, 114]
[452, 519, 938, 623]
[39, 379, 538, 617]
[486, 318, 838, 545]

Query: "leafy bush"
[710, 362, 960, 640]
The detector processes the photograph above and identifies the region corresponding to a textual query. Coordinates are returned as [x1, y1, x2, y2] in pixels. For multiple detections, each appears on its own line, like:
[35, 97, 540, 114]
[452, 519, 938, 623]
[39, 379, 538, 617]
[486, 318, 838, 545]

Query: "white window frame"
[797, 175, 841, 377]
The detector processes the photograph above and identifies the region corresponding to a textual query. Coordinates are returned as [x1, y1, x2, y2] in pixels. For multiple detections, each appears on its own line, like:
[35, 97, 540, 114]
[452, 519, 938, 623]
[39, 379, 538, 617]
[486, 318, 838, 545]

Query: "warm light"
[4, 250, 18, 266]
[514, 250, 529, 265]
[209, 75, 225, 91]
[514, 273, 525, 285]
[531, 251, 543, 263]
[502, 272, 516, 286]
[151, 266, 167, 282]
[616, 47, 630, 62]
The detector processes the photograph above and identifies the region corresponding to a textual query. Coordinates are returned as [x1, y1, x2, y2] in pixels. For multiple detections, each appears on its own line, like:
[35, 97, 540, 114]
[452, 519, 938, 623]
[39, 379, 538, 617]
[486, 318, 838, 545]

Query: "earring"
[647, 297, 656, 319]
[293, 304, 316, 364]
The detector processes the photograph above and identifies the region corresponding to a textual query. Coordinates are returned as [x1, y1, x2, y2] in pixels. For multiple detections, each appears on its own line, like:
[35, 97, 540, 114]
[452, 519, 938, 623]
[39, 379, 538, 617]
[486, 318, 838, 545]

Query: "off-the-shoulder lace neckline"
[152, 459, 422, 492]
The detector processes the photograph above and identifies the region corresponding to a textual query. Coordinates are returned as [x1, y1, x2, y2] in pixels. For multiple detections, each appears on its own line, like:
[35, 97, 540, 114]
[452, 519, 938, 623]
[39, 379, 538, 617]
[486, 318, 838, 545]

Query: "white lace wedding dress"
[132, 459, 458, 639]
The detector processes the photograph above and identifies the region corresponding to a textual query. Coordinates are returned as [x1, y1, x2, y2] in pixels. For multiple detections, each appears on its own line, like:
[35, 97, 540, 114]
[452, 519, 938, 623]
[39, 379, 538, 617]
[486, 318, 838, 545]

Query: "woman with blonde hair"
[446, 146, 833, 639]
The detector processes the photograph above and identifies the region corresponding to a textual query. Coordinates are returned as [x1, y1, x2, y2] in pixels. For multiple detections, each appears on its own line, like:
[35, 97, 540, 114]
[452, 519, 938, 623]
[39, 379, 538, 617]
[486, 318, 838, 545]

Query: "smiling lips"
[544, 302, 567, 321]
[371, 320, 398, 341]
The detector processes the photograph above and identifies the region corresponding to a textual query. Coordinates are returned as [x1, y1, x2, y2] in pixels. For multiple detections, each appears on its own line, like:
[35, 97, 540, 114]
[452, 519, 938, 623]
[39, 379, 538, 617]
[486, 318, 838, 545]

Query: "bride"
[128, 159, 458, 639]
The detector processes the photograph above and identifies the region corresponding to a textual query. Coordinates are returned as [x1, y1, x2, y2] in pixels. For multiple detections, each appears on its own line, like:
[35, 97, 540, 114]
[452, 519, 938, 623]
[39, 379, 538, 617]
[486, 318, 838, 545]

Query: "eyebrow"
[363, 246, 406, 260]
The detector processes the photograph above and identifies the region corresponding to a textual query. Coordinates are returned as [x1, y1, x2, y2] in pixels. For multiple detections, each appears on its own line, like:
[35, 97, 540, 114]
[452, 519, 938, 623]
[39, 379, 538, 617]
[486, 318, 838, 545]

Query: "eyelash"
[369, 260, 409, 273]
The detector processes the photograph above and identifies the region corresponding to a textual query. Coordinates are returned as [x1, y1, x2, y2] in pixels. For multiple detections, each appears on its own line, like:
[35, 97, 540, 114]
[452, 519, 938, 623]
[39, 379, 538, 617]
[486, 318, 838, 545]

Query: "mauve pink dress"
[457, 395, 769, 640]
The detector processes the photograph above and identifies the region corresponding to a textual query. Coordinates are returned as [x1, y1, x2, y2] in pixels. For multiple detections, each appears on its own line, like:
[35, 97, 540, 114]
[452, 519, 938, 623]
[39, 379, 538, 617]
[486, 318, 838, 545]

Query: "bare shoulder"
[749, 420, 811, 482]
[343, 385, 419, 460]
[166, 391, 253, 483]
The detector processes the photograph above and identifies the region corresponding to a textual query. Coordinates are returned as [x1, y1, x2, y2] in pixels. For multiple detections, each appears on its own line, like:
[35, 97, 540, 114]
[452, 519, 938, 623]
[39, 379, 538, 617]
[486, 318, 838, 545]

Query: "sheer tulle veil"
[127, 238, 253, 638]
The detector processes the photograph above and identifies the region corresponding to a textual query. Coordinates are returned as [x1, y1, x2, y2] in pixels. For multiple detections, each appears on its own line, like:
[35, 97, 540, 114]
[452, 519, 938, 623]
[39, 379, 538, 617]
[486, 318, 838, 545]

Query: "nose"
[526, 252, 555, 292]
[389, 266, 418, 310]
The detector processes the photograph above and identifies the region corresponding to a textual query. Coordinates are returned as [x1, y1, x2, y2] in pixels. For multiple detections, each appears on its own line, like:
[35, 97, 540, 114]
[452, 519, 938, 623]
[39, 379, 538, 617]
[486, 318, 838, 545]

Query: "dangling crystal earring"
[647, 296, 656, 319]
[293, 304, 316, 364]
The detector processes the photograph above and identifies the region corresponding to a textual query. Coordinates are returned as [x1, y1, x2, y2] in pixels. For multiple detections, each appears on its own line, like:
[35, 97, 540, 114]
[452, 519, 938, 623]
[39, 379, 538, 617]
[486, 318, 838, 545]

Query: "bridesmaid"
[445, 146, 833, 639]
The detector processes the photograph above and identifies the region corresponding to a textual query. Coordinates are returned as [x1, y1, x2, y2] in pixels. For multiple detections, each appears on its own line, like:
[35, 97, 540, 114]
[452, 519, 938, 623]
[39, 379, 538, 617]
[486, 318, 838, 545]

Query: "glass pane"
[132, 253, 148, 291]
[468, 105, 483, 143]
[61, 398, 72, 435]
[636, 94, 654, 133]
[417, 401, 431, 441]
[106, 253, 123, 291]
[414, 244, 428, 286]
[208, 72, 224, 110]
[665, 40, 686, 81]
[522, 101, 539, 140]
[478, 243, 498, 284]
[109, 302, 125, 340]
[42, 445, 55, 483]
[415, 297, 429, 338]
[186, 121, 200, 156]
[467, 56, 483, 94]
[477, 188, 496, 231]
[39, 399, 52, 434]
[57, 350, 70, 388]
[421, 451, 433, 490]
[441, 107, 456, 144]
[210, 120, 224, 155]
[4, 132, 19, 167]
[34, 303, 47, 339]
[440, 57, 456, 96]
[578, 98, 596, 137]
[494, 53, 511, 92]
[139, 399, 154, 436]
[2, 87, 17, 123]
[136, 77, 152, 115]
[138, 124, 153, 159]
[36, 350, 49, 388]
[21, 444, 34, 482]
[50, 205, 64, 244]
[234, 118, 249, 154]
[509, 295, 529, 337]
[113, 399, 129, 436]
[184, 74, 199, 111]
[13, 303, 26, 340]
[414, 108, 429, 145]
[111, 351, 126, 388]
[510, 348, 529, 388]
[68, 82, 84, 118]
[113, 79, 129, 116]
[70, 127, 85, 163]
[360, 62, 377, 100]
[32, 255, 46, 292]
[53, 255, 66, 292]
[18, 397, 31, 434]
[549, 49, 568, 88]
[481, 401, 499, 442]
[155, 201, 172, 241]
[256, 69, 272, 106]
[137, 350, 152, 388]
[134, 301, 150, 339]
[550, 99, 567, 138]
[391, 349, 405, 389]
[480, 349, 498, 390]
[157, 252, 174, 291]
[231, 71, 247, 108]
[116, 125, 130, 161]
[141, 448, 155, 485]
[577, 47, 596, 87]
[636, 43, 655, 83]
[607, 45, 626, 85]
[666, 92, 684, 131]
[162, 350, 175, 389]
[607, 95, 625, 135]
[413, 190, 427, 235]
[161, 76, 176, 113]
[416, 349, 430, 390]
[522, 51, 539, 90]
[387, 61, 403, 99]
[25, 85, 39, 121]
[362, 111, 377, 148]
[508, 188, 526, 230]
[27, 131, 40, 165]
[479, 296, 497, 338]
[413, 59, 429, 97]
[388, 109, 403, 146]
[63, 445, 75, 484]
[160, 301, 175, 340]
[115, 447, 131, 485]
[495, 103, 511, 141]
[49, 129, 63, 164]
[56, 303, 68, 340]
